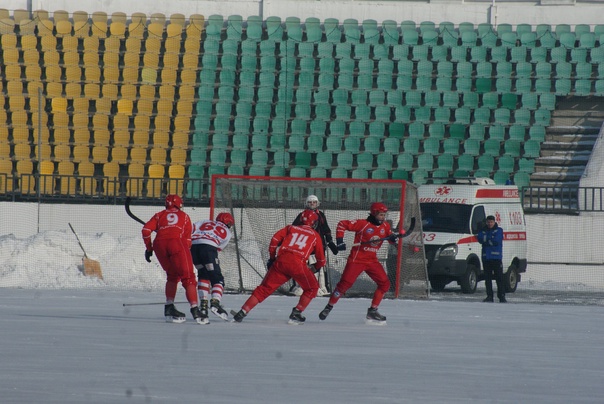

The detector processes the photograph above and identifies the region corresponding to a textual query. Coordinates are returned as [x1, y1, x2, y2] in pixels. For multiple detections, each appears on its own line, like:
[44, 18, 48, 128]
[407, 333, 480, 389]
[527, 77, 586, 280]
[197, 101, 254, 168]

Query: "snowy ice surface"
[1, 230, 604, 403]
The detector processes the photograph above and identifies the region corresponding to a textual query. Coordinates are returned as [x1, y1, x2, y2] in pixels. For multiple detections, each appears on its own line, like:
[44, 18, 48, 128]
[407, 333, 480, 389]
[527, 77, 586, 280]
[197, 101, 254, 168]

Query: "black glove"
[336, 237, 346, 251]
[387, 233, 400, 243]
[325, 235, 333, 244]
[328, 241, 339, 255]
[266, 258, 275, 269]
[145, 250, 153, 263]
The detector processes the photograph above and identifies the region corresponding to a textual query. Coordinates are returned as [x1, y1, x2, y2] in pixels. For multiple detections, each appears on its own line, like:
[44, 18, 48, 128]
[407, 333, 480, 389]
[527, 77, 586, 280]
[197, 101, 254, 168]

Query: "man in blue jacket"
[477, 215, 506, 303]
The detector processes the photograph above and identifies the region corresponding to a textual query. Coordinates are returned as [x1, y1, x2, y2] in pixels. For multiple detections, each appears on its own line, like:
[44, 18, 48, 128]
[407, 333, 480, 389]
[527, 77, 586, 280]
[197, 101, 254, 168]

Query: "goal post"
[210, 174, 429, 299]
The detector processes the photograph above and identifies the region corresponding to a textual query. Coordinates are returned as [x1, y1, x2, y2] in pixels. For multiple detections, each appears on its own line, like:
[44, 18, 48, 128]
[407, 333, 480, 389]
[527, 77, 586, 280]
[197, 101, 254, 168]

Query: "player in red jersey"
[142, 195, 202, 324]
[318, 202, 402, 324]
[232, 210, 326, 324]
[191, 212, 234, 323]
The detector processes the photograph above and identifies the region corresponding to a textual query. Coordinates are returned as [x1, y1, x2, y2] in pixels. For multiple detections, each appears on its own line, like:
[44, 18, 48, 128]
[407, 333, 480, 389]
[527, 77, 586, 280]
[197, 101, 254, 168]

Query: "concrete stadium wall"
[3, 1, 604, 27]
[2, 202, 603, 264]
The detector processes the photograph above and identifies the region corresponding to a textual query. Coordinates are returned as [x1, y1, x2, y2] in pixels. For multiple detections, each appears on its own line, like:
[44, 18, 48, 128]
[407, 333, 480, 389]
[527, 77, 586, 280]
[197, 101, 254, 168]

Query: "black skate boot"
[192, 302, 209, 325]
[366, 307, 387, 325]
[164, 304, 186, 324]
[288, 307, 306, 325]
[210, 298, 229, 321]
[231, 309, 247, 323]
[319, 304, 333, 321]
[198, 300, 210, 324]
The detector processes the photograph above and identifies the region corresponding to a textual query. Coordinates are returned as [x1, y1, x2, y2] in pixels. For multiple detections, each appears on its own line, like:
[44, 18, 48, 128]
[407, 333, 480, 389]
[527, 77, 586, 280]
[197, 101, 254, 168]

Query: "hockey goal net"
[210, 175, 429, 299]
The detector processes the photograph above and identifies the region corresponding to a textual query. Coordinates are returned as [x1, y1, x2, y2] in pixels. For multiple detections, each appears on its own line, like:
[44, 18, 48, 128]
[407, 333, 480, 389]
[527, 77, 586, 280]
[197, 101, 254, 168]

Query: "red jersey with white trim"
[336, 219, 394, 264]
[191, 220, 232, 251]
[142, 208, 192, 250]
[269, 225, 326, 270]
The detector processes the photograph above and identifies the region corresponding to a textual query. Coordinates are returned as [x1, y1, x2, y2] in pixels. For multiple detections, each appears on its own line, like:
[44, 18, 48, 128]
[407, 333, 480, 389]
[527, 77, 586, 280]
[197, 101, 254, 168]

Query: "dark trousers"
[483, 259, 505, 299]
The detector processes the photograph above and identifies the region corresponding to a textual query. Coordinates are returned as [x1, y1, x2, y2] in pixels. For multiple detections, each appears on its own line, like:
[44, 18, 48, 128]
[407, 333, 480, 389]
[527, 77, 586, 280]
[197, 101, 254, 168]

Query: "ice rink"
[1, 288, 602, 404]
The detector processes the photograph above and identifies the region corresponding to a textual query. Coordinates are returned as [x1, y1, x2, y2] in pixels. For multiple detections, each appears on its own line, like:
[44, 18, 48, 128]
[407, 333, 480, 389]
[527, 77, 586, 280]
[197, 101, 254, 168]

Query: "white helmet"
[305, 195, 320, 209]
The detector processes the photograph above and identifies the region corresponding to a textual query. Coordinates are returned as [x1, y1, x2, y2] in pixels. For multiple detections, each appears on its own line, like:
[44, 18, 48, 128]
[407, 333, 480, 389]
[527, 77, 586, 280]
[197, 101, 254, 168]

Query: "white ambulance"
[418, 178, 527, 294]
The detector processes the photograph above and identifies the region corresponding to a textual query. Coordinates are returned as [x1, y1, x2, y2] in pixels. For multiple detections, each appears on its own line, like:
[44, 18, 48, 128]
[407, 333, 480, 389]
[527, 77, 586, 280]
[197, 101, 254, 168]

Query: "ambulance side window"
[471, 206, 486, 234]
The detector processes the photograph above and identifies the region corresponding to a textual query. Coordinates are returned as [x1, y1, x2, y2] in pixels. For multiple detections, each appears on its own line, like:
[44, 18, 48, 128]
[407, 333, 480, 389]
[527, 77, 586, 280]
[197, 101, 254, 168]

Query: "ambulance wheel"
[505, 267, 518, 293]
[430, 277, 449, 292]
[460, 264, 478, 294]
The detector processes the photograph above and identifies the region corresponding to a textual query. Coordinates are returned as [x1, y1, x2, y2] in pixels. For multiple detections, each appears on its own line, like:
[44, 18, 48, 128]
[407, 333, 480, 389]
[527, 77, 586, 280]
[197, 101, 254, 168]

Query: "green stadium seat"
[396, 153, 414, 171]
[521, 92, 538, 110]
[448, 123, 467, 140]
[489, 46, 508, 63]
[463, 138, 481, 155]
[391, 169, 409, 180]
[518, 158, 535, 173]
[488, 125, 506, 141]
[474, 107, 492, 125]
[325, 136, 342, 152]
[443, 138, 460, 155]
[411, 169, 428, 185]
[388, 122, 406, 138]
[481, 92, 499, 109]
[512, 172, 531, 188]
[423, 137, 440, 154]
[513, 109, 531, 126]
[529, 125, 546, 142]
[456, 154, 475, 171]
[315, 152, 333, 169]
[403, 137, 420, 154]
[534, 109, 551, 126]
[356, 153, 374, 169]
[483, 139, 501, 156]
[497, 155, 515, 173]
[437, 153, 455, 171]
[477, 154, 495, 172]
[468, 124, 485, 140]
[539, 93, 557, 110]
[504, 139, 521, 157]
[529, 46, 547, 63]
[343, 136, 361, 152]
[493, 170, 511, 185]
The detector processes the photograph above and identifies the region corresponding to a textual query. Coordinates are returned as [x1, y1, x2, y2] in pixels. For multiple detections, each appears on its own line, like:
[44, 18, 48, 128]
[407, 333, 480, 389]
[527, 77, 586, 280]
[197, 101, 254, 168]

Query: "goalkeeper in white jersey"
[191, 212, 235, 324]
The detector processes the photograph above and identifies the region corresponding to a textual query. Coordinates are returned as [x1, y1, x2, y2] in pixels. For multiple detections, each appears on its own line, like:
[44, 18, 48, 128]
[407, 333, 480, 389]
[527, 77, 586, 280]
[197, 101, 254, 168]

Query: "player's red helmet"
[216, 212, 235, 228]
[165, 194, 183, 209]
[299, 210, 319, 229]
[370, 202, 388, 217]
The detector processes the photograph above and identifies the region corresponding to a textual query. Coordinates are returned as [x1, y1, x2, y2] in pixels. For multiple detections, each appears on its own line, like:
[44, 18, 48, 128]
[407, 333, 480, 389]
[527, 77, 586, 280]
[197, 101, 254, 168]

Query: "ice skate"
[288, 307, 306, 325]
[319, 304, 333, 320]
[193, 301, 210, 324]
[231, 309, 247, 323]
[190, 305, 209, 325]
[210, 298, 229, 321]
[366, 307, 387, 325]
[164, 304, 186, 324]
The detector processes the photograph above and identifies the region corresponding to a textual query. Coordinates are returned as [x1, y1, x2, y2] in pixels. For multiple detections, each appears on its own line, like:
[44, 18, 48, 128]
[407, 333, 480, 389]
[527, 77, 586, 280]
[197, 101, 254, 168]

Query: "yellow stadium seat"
[71, 129, 89, 145]
[33, 9, 50, 21]
[20, 34, 38, 50]
[57, 161, 75, 175]
[139, 85, 157, 100]
[55, 20, 72, 37]
[110, 146, 128, 164]
[53, 10, 69, 22]
[150, 13, 166, 26]
[171, 132, 190, 148]
[91, 113, 110, 129]
[93, 129, 111, 146]
[0, 33, 17, 48]
[91, 21, 108, 38]
[135, 99, 154, 116]
[113, 114, 130, 131]
[16, 160, 34, 175]
[0, 158, 14, 175]
[82, 52, 101, 69]
[13, 144, 32, 161]
[65, 65, 82, 82]
[72, 113, 89, 130]
[112, 130, 131, 147]
[133, 115, 151, 130]
[82, 36, 100, 51]
[72, 98, 90, 113]
[169, 148, 187, 165]
[109, 21, 126, 38]
[132, 130, 150, 145]
[62, 35, 79, 51]
[77, 161, 95, 176]
[151, 132, 170, 146]
[128, 21, 145, 39]
[148, 163, 165, 178]
[129, 146, 148, 164]
[72, 145, 91, 162]
[91, 146, 110, 163]
[74, 21, 91, 38]
[117, 99, 134, 114]
[72, 10, 89, 23]
[53, 144, 72, 161]
[149, 148, 167, 164]
[34, 143, 52, 160]
[39, 160, 55, 175]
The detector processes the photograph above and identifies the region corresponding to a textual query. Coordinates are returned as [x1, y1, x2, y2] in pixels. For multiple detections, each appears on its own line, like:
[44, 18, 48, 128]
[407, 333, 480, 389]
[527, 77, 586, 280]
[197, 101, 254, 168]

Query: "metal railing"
[522, 186, 604, 214]
[0, 173, 211, 205]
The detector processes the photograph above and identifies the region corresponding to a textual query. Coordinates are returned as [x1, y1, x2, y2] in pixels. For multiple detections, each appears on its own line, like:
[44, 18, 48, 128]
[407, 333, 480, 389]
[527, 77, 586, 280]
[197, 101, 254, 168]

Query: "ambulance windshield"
[420, 203, 473, 234]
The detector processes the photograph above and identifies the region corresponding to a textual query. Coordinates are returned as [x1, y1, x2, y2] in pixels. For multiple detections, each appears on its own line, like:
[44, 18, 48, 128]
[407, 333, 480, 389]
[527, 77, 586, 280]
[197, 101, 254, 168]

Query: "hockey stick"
[123, 301, 188, 307]
[125, 197, 146, 225]
[351, 217, 416, 247]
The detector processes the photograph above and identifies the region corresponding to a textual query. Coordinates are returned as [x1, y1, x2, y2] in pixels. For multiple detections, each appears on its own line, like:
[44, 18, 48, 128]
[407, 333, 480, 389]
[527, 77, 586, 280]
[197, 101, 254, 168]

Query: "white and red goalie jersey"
[191, 220, 233, 251]
[336, 218, 395, 264]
